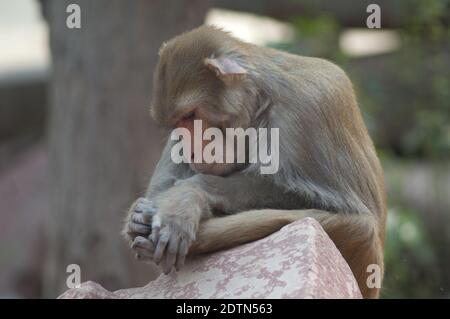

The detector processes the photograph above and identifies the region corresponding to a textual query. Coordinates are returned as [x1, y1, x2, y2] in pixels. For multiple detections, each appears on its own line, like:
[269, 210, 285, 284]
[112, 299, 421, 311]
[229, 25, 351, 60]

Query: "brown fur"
[124, 26, 387, 299]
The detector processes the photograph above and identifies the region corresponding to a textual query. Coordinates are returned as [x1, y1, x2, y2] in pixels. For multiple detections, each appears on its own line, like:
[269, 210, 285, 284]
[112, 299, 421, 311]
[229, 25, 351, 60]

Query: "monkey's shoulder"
[261, 47, 351, 84]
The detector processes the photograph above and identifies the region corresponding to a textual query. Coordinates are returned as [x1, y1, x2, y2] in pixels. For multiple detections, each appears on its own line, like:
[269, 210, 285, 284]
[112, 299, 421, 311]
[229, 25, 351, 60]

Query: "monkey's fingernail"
[135, 203, 148, 212]
[164, 268, 172, 275]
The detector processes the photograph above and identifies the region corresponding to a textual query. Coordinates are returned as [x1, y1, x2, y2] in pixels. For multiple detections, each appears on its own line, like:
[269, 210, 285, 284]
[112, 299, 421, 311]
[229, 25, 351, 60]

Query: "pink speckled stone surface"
[58, 218, 361, 299]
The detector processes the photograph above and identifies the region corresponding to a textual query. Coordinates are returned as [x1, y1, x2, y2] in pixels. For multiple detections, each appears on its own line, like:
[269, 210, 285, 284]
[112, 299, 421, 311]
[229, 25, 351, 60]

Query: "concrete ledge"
[59, 218, 361, 299]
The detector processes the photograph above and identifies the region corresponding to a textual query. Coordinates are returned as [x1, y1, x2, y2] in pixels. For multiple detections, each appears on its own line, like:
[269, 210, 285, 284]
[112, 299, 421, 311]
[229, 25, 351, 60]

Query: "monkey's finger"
[175, 240, 190, 271]
[128, 221, 151, 235]
[133, 198, 150, 212]
[151, 215, 162, 243]
[136, 205, 157, 215]
[135, 253, 154, 264]
[163, 234, 180, 274]
[131, 212, 152, 225]
[133, 245, 157, 260]
[132, 236, 155, 252]
[153, 230, 169, 265]
[132, 237, 156, 262]
[133, 246, 154, 259]
[135, 202, 157, 215]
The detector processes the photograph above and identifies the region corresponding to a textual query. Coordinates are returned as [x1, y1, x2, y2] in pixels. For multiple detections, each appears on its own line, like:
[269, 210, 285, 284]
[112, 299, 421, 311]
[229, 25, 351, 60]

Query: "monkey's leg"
[190, 209, 383, 299]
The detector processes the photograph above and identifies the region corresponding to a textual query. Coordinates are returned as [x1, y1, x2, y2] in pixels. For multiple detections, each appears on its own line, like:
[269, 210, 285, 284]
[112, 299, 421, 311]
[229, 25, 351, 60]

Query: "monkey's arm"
[145, 138, 194, 199]
[179, 172, 305, 214]
[123, 138, 194, 246]
[191, 208, 383, 299]
[125, 171, 302, 272]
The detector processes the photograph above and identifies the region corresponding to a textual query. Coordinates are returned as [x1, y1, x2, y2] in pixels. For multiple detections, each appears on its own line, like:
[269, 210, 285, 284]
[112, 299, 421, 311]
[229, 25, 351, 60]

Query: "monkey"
[122, 25, 387, 299]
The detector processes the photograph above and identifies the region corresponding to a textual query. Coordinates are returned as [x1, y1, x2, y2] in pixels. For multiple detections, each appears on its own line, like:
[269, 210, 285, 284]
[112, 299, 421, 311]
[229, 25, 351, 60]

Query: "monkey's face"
[150, 28, 257, 176]
[175, 107, 247, 176]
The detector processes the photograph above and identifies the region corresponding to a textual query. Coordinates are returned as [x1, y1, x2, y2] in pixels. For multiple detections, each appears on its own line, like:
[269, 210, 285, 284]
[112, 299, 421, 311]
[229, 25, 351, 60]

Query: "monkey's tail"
[191, 209, 301, 254]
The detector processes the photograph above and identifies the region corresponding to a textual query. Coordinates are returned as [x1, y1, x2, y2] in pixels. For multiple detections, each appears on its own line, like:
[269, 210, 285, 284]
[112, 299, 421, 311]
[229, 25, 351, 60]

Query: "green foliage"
[382, 206, 443, 298]
[372, 0, 449, 157]
[401, 0, 450, 42]
[381, 157, 450, 298]
[268, 14, 346, 63]
[362, 0, 450, 158]
[353, 44, 450, 158]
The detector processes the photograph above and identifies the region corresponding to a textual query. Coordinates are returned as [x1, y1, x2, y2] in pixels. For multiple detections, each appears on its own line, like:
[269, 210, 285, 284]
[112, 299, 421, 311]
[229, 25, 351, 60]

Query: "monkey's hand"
[123, 197, 157, 244]
[131, 185, 208, 274]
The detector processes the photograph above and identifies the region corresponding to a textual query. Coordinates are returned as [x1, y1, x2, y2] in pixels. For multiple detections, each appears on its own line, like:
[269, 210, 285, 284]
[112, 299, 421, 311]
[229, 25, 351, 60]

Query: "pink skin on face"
[176, 111, 232, 176]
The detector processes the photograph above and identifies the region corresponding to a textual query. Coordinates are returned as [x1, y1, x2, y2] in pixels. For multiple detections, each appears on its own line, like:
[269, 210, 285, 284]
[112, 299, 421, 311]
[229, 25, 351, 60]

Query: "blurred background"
[0, 0, 448, 298]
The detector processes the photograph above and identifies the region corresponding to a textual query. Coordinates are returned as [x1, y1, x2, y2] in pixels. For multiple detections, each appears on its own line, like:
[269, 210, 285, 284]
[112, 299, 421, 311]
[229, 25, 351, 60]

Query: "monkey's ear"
[204, 56, 247, 85]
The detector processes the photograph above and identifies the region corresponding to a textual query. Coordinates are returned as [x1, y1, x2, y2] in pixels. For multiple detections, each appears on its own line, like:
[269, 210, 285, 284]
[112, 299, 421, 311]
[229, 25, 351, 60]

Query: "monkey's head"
[150, 26, 259, 176]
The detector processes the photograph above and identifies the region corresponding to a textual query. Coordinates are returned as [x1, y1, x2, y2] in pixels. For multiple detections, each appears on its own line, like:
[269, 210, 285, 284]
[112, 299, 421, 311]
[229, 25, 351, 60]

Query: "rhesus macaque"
[123, 26, 387, 298]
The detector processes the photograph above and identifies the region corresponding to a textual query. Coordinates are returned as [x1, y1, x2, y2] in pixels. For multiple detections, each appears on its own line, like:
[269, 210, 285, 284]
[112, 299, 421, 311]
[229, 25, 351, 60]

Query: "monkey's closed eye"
[182, 111, 196, 121]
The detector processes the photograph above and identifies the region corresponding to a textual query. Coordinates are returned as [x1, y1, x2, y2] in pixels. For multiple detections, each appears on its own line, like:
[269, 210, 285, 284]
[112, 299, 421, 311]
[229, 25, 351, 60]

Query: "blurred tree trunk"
[41, 0, 209, 297]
